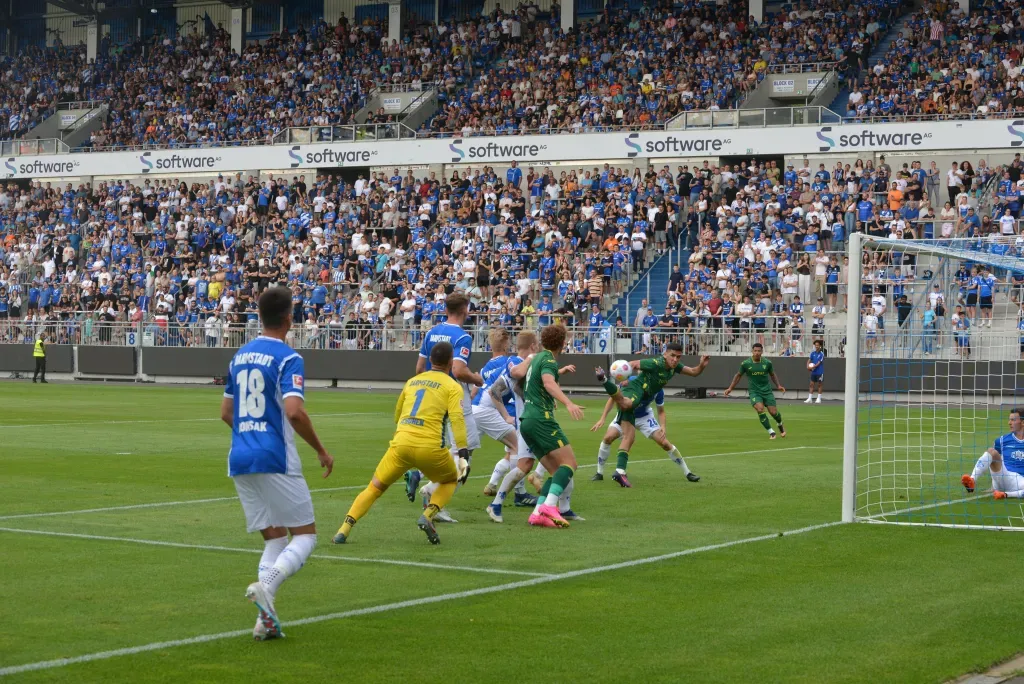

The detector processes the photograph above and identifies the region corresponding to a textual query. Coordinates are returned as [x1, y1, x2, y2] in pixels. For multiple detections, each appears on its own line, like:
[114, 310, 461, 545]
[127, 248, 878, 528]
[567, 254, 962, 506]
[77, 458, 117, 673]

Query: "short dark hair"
[258, 287, 292, 329]
[430, 341, 453, 368]
[666, 342, 683, 353]
[752, 343, 764, 351]
[446, 292, 469, 314]
[1011, 408, 1024, 420]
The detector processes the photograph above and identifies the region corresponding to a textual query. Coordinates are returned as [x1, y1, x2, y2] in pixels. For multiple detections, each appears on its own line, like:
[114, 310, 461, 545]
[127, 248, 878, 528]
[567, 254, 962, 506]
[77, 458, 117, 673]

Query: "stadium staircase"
[610, 249, 681, 325]
[827, 12, 916, 115]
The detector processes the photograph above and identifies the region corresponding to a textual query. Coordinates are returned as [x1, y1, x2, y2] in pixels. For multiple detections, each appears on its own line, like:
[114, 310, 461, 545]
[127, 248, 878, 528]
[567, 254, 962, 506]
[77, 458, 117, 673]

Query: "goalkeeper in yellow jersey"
[332, 341, 468, 545]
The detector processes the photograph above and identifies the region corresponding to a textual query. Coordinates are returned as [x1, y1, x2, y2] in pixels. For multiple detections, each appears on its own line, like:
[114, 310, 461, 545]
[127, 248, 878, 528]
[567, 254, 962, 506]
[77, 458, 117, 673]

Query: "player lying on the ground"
[962, 408, 1024, 500]
[486, 330, 582, 523]
[590, 376, 699, 488]
[723, 343, 787, 439]
[478, 328, 536, 507]
[333, 340, 468, 546]
[511, 324, 586, 528]
[593, 344, 710, 453]
[221, 286, 335, 641]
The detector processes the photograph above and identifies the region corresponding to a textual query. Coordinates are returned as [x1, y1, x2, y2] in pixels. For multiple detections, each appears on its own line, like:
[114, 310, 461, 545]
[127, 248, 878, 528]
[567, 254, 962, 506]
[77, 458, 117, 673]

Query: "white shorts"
[233, 472, 315, 533]
[991, 467, 1024, 494]
[516, 429, 536, 463]
[447, 402, 481, 451]
[472, 405, 516, 442]
[611, 412, 661, 439]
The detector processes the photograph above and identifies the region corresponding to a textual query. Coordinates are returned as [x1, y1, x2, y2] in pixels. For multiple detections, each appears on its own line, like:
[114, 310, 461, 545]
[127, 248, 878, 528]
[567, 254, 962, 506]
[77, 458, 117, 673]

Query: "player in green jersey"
[594, 342, 710, 422]
[723, 343, 787, 438]
[512, 324, 585, 528]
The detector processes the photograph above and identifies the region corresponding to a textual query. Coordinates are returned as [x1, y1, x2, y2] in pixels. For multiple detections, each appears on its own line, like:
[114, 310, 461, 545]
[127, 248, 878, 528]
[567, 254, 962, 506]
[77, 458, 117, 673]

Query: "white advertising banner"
[3, 119, 1023, 179]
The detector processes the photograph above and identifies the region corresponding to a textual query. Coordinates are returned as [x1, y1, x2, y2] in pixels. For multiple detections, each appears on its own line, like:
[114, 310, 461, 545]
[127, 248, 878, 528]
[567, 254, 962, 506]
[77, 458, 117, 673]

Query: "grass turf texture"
[0, 383, 1020, 683]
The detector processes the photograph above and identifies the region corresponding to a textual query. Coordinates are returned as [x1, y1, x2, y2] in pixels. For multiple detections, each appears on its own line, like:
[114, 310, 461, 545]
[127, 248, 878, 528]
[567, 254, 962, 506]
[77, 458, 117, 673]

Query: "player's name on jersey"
[408, 378, 444, 390]
[238, 420, 268, 433]
[234, 352, 275, 367]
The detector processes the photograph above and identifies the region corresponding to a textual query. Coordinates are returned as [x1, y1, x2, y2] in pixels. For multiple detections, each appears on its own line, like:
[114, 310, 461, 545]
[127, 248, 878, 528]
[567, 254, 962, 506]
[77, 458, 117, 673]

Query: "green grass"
[0, 384, 1021, 683]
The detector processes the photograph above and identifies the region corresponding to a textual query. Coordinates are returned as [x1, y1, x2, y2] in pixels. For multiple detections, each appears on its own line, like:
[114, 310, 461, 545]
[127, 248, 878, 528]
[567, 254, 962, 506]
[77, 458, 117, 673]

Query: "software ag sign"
[815, 126, 931, 152]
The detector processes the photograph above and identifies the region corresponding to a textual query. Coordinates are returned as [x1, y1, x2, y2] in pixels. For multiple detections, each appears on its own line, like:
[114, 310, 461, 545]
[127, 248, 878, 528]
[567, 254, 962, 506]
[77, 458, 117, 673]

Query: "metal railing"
[270, 123, 417, 145]
[0, 138, 70, 156]
[768, 62, 839, 74]
[56, 100, 106, 111]
[668, 106, 842, 130]
[375, 82, 436, 94]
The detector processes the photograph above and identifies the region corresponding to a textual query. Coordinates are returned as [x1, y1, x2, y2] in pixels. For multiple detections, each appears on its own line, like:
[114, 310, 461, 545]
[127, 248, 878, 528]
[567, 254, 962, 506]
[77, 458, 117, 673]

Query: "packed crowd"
[2, 0, 916, 148]
[842, 0, 1024, 119]
[426, 0, 906, 135]
[1, 149, 1017, 353]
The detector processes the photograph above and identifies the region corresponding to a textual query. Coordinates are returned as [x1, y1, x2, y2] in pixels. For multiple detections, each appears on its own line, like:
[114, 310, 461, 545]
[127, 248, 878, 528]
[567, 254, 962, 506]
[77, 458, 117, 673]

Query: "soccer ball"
[610, 359, 632, 384]
[807, 361, 815, 370]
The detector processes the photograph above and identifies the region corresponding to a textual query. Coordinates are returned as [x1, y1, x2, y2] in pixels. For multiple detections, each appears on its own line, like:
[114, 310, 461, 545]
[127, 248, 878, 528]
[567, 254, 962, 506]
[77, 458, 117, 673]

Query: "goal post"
[841, 234, 1024, 530]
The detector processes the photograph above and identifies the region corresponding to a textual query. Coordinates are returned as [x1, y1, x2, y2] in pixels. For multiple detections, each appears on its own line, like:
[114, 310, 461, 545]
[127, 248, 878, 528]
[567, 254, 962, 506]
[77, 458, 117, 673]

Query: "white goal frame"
[841, 232, 1024, 530]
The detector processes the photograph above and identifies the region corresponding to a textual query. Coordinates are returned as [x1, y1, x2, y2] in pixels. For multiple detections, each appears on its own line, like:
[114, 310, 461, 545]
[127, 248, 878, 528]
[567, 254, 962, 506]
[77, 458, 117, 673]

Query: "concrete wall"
[0, 345, 74, 373]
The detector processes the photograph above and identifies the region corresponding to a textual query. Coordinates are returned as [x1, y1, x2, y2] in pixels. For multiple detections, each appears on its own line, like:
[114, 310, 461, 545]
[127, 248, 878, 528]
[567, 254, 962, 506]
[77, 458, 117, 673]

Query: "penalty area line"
[0, 520, 842, 678]
[0, 527, 551, 578]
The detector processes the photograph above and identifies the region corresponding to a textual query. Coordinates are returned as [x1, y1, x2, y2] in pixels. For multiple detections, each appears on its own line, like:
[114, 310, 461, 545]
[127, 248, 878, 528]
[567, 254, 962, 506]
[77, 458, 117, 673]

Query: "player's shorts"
[991, 467, 1024, 495]
[826, 284, 838, 295]
[516, 429, 536, 462]
[980, 295, 993, 309]
[749, 390, 777, 408]
[233, 472, 315, 534]
[810, 373, 824, 383]
[375, 442, 459, 487]
[520, 411, 569, 457]
[446, 398, 480, 451]
[472, 405, 516, 441]
[612, 411, 660, 438]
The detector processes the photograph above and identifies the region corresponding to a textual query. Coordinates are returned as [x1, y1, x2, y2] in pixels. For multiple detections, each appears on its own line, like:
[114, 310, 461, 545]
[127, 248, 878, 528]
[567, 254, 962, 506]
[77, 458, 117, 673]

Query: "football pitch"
[2, 384, 1023, 683]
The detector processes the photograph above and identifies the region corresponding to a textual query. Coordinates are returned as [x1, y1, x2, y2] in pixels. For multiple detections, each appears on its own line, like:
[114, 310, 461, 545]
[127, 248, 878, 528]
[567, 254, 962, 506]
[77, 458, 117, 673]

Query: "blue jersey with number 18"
[225, 336, 305, 477]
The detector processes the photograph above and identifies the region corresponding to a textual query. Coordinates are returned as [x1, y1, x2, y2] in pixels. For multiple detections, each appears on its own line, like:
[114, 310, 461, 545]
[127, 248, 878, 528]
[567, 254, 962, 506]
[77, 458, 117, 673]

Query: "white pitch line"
[0, 412, 388, 429]
[0, 527, 550, 578]
[862, 493, 989, 520]
[0, 445, 843, 522]
[0, 520, 843, 678]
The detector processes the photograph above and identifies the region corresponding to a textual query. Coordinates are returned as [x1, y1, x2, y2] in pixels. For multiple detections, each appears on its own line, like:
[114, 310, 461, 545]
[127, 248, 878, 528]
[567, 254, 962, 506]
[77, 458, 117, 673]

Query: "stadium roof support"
[46, 0, 97, 17]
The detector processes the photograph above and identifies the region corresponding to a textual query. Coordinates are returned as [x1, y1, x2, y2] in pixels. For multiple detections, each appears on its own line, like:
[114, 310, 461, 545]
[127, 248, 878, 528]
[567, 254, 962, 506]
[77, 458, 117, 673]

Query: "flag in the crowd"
[9, 114, 21, 131]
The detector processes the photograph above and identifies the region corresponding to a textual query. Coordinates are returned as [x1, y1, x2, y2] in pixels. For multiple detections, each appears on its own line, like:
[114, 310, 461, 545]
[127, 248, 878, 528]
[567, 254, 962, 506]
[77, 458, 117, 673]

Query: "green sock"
[602, 379, 619, 396]
[758, 413, 772, 431]
[771, 410, 783, 426]
[547, 464, 574, 500]
[616, 449, 629, 471]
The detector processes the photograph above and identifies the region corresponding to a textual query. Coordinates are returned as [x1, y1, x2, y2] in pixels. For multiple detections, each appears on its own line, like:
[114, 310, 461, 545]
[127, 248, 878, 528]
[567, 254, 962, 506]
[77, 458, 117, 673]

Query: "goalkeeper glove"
[457, 448, 471, 485]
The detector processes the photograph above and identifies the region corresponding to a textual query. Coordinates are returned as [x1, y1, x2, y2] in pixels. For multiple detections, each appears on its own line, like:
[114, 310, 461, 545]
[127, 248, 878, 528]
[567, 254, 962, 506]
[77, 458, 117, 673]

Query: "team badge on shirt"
[459, 347, 470, 359]
[292, 375, 304, 389]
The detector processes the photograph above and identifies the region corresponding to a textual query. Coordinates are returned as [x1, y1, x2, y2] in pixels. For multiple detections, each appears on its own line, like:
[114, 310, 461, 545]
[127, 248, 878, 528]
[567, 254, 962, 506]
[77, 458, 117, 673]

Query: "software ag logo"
[4, 158, 15, 176]
[1008, 121, 1024, 148]
[625, 133, 642, 158]
[449, 139, 466, 162]
[816, 127, 836, 152]
[140, 151, 154, 173]
[288, 146, 303, 168]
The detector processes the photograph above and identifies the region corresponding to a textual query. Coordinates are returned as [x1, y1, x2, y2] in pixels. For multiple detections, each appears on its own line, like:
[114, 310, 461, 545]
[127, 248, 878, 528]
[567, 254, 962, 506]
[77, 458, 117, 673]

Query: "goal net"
[843, 233, 1024, 530]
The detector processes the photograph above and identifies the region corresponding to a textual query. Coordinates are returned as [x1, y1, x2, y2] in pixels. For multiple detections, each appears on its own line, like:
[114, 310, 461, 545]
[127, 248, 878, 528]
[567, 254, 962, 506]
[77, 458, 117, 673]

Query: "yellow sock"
[337, 484, 384, 536]
[424, 481, 457, 521]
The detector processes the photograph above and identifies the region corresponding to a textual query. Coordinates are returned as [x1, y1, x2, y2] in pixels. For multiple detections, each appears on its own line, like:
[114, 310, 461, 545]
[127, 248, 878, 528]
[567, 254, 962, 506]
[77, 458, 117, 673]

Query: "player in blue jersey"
[963, 408, 1024, 499]
[408, 292, 483, 521]
[478, 328, 537, 508]
[221, 287, 334, 641]
[804, 339, 825, 404]
[589, 374, 698, 488]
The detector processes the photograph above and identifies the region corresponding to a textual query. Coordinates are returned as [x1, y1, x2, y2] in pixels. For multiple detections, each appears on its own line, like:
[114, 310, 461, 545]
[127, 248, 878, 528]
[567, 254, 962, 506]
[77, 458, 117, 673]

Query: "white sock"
[534, 463, 549, 480]
[488, 458, 511, 487]
[261, 534, 317, 598]
[971, 452, 992, 481]
[494, 467, 526, 505]
[558, 478, 574, 513]
[668, 445, 691, 475]
[597, 442, 611, 474]
[258, 536, 288, 583]
[817, 393, 822, 400]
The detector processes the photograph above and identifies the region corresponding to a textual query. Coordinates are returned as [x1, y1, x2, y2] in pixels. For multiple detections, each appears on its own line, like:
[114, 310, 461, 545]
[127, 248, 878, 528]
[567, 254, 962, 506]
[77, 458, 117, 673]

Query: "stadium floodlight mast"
[842, 231, 1024, 530]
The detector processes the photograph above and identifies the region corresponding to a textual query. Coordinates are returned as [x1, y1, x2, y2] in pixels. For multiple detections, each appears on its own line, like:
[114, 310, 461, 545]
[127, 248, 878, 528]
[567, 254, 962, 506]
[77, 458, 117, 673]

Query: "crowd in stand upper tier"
[1, 150, 1020, 349]
[1, 0, 921, 147]
[842, 0, 1024, 119]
